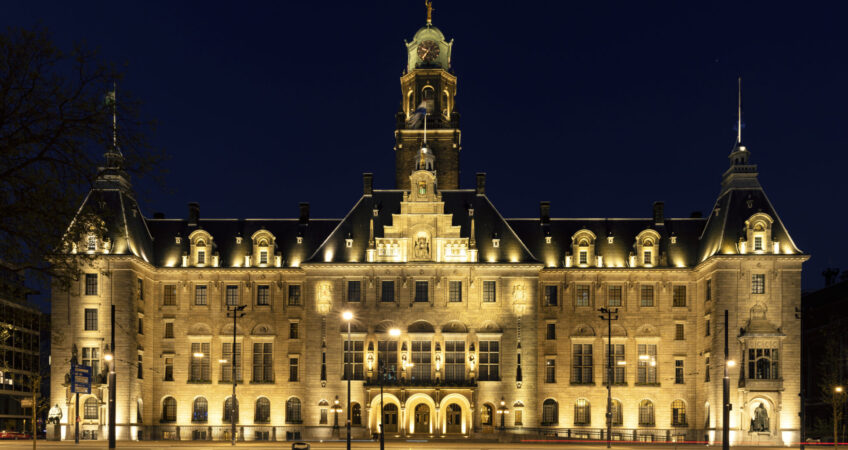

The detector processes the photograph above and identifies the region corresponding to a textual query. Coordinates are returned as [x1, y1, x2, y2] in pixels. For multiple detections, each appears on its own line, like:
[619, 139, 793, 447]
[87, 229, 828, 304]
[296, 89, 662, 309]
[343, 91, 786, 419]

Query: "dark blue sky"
[6, 1, 847, 290]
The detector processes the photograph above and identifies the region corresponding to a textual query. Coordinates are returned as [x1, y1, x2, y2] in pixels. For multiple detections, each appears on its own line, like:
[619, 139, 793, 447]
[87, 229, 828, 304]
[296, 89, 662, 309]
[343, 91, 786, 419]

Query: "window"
[449, 281, 462, 302]
[444, 340, 465, 381]
[514, 409, 523, 426]
[637, 344, 657, 384]
[190, 343, 210, 382]
[705, 315, 711, 337]
[414, 281, 428, 302]
[84, 397, 99, 419]
[192, 397, 208, 422]
[256, 285, 269, 305]
[195, 285, 207, 305]
[163, 285, 177, 305]
[542, 399, 558, 425]
[640, 285, 654, 307]
[478, 340, 499, 381]
[162, 397, 176, 422]
[754, 235, 763, 251]
[289, 322, 299, 339]
[706, 279, 712, 301]
[289, 357, 299, 382]
[84, 308, 98, 331]
[226, 285, 239, 306]
[347, 281, 361, 302]
[381, 281, 395, 302]
[604, 344, 625, 385]
[411, 341, 431, 382]
[82, 347, 99, 379]
[138, 278, 144, 301]
[259, 250, 268, 265]
[675, 323, 685, 340]
[579, 250, 588, 265]
[546, 323, 556, 340]
[288, 285, 302, 306]
[137, 353, 143, 379]
[643, 250, 652, 265]
[352, 403, 362, 425]
[747, 348, 779, 379]
[164, 322, 174, 339]
[672, 400, 687, 426]
[221, 343, 242, 382]
[545, 359, 556, 383]
[575, 285, 590, 306]
[482, 404, 493, 425]
[138, 316, 144, 335]
[571, 344, 593, 384]
[164, 357, 174, 381]
[675, 359, 684, 384]
[639, 400, 655, 426]
[320, 406, 328, 424]
[253, 343, 273, 382]
[752, 274, 765, 294]
[544, 285, 558, 306]
[343, 340, 364, 380]
[378, 340, 398, 379]
[87, 234, 97, 251]
[223, 397, 239, 423]
[608, 285, 622, 307]
[84, 273, 98, 295]
[610, 399, 623, 425]
[673, 285, 686, 307]
[705, 354, 711, 382]
[574, 399, 590, 426]
[255, 398, 270, 423]
[286, 398, 302, 423]
[483, 281, 496, 302]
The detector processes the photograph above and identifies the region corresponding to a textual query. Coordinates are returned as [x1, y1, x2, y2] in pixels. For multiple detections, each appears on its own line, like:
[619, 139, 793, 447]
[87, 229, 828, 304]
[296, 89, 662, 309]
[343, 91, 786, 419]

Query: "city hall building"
[49, 12, 806, 445]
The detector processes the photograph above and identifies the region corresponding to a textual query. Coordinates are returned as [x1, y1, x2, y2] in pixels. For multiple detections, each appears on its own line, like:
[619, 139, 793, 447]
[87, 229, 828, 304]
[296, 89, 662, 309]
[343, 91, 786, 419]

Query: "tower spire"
[95, 82, 131, 192]
[737, 76, 742, 145]
[425, 1, 433, 25]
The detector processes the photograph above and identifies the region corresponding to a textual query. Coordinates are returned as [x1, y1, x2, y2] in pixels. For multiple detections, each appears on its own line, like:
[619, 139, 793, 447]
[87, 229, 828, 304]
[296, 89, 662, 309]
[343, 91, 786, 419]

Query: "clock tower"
[394, 13, 461, 189]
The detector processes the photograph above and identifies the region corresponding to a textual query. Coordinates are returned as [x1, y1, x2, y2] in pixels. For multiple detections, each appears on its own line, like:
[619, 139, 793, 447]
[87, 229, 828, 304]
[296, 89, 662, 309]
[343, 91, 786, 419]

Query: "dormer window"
[743, 213, 774, 254]
[259, 250, 268, 265]
[197, 249, 206, 265]
[189, 230, 214, 267]
[251, 231, 276, 267]
[87, 234, 97, 252]
[579, 250, 588, 265]
[634, 229, 661, 267]
[418, 181, 426, 195]
[570, 230, 597, 267]
[753, 236, 763, 251]
[643, 250, 652, 265]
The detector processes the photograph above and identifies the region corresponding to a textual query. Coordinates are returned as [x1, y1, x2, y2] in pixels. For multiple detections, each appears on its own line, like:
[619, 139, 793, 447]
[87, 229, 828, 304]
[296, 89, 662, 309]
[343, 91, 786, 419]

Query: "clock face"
[417, 41, 440, 62]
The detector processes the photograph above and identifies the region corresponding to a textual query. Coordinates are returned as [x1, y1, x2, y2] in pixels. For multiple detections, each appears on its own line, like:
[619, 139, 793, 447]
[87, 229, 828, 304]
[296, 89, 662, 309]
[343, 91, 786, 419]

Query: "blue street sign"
[70, 363, 92, 394]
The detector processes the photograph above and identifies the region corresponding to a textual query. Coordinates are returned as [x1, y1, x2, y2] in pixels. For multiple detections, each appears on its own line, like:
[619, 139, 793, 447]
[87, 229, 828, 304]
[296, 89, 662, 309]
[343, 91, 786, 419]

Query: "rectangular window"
[289, 357, 299, 381]
[747, 348, 779, 380]
[381, 281, 395, 303]
[675, 359, 684, 384]
[705, 316, 711, 337]
[607, 285, 622, 307]
[252, 343, 273, 382]
[444, 340, 465, 381]
[138, 316, 144, 335]
[138, 278, 144, 301]
[449, 281, 462, 302]
[343, 340, 364, 380]
[378, 340, 398, 378]
[259, 250, 268, 264]
[84, 274, 98, 295]
[546, 323, 556, 340]
[514, 410, 523, 426]
[287, 285, 302, 306]
[752, 274, 765, 294]
[754, 236, 763, 251]
[164, 357, 174, 381]
[545, 358, 556, 383]
[164, 322, 174, 339]
[320, 408, 328, 425]
[197, 250, 205, 264]
[414, 281, 428, 302]
[673, 285, 687, 307]
[604, 344, 626, 385]
[571, 344, 593, 384]
[482, 281, 496, 302]
[195, 285, 208, 305]
[226, 285, 239, 306]
[643, 250, 652, 265]
[575, 285, 590, 306]
[347, 281, 361, 302]
[163, 285, 177, 305]
[82, 347, 99, 378]
[410, 340, 431, 382]
[190, 342, 210, 382]
[706, 279, 712, 301]
[289, 322, 299, 339]
[544, 285, 558, 306]
[579, 250, 588, 265]
[478, 340, 499, 381]
[84, 309, 98, 331]
[137, 353, 143, 379]
[640, 285, 654, 307]
[256, 285, 269, 305]
[705, 354, 711, 382]
[221, 343, 242, 382]
[675, 323, 685, 340]
[637, 344, 657, 384]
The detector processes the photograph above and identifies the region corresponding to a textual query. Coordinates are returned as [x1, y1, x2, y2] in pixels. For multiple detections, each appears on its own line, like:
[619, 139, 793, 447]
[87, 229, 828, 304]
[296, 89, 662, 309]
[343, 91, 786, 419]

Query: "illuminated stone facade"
[49, 16, 806, 445]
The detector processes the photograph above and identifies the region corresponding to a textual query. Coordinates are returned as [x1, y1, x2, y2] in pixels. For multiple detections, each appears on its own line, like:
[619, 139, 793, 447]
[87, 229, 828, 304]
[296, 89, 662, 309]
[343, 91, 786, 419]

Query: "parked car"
[291, 442, 310, 450]
[0, 431, 32, 440]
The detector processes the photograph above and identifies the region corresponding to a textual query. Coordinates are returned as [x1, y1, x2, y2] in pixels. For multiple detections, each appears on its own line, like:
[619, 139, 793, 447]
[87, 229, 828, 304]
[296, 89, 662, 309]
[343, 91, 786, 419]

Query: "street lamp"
[333, 397, 343, 435]
[342, 311, 353, 450]
[496, 398, 509, 430]
[380, 327, 401, 450]
[226, 304, 246, 446]
[835, 386, 844, 450]
[599, 307, 619, 448]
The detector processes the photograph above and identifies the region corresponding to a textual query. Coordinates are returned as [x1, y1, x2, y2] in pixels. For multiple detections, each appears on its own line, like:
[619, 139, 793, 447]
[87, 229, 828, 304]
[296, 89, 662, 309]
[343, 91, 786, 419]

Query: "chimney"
[299, 202, 310, 225]
[188, 202, 199, 226]
[540, 201, 550, 224]
[363, 173, 373, 196]
[475, 173, 486, 195]
[653, 201, 664, 226]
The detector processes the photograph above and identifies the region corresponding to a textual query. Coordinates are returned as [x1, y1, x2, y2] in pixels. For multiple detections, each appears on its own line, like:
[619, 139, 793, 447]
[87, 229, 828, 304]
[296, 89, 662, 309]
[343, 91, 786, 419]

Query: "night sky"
[5, 1, 847, 291]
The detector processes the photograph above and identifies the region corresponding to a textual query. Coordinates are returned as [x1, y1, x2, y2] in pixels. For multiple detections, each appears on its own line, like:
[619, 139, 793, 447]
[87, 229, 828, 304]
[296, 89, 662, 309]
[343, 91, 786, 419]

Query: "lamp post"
[496, 398, 509, 430]
[226, 304, 246, 446]
[380, 328, 400, 450]
[835, 386, 844, 450]
[342, 311, 353, 450]
[599, 307, 619, 448]
[722, 310, 730, 450]
[333, 397, 343, 435]
[107, 302, 116, 449]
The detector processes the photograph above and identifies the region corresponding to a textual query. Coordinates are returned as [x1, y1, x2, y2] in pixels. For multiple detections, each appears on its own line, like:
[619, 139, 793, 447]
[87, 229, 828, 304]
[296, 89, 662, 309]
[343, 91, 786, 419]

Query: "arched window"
[542, 399, 558, 426]
[639, 400, 654, 426]
[192, 397, 208, 422]
[610, 399, 622, 426]
[570, 230, 597, 267]
[161, 397, 176, 423]
[481, 404, 493, 426]
[672, 400, 687, 426]
[574, 398, 590, 426]
[137, 398, 143, 424]
[84, 397, 99, 419]
[351, 402, 362, 426]
[255, 398, 270, 423]
[286, 398, 302, 424]
[223, 397, 239, 423]
[704, 402, 711, 428]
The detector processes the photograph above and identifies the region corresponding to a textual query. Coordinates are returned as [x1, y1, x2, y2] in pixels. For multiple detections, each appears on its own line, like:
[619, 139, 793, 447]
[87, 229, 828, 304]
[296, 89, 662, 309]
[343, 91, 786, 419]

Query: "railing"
[364, 377, 477, 388]
[145, 425, 308, 441]
[516, 427, 705, 443]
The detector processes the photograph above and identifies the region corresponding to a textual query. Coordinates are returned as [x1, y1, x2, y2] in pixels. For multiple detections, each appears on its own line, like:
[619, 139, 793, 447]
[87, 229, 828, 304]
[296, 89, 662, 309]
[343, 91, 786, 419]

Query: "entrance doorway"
[446, 403, 462, 434]
[383, 404, 398, 433]
[413, 404, 430, 433]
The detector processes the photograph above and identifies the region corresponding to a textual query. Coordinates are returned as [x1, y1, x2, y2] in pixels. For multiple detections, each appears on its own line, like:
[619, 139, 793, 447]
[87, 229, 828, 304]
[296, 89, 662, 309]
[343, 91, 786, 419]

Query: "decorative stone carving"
[751, 403, 769, 432]
[512, 283, 525, 302]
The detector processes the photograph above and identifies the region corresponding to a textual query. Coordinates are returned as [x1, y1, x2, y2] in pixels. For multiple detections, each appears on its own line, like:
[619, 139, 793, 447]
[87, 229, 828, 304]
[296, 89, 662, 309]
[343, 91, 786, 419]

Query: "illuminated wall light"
[324, 250, 334, 262]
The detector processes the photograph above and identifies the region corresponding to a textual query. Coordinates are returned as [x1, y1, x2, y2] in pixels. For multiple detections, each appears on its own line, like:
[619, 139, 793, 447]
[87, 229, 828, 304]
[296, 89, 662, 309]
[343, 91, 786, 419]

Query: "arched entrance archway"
[438, 393, 472, 435]
[368, 393, 401, 437]
[405, 393, 437, 435]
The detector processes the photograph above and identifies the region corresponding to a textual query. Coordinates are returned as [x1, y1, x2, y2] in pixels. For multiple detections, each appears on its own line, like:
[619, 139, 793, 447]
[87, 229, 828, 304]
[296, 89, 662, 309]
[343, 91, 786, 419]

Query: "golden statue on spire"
[425, 0, 433, 25]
